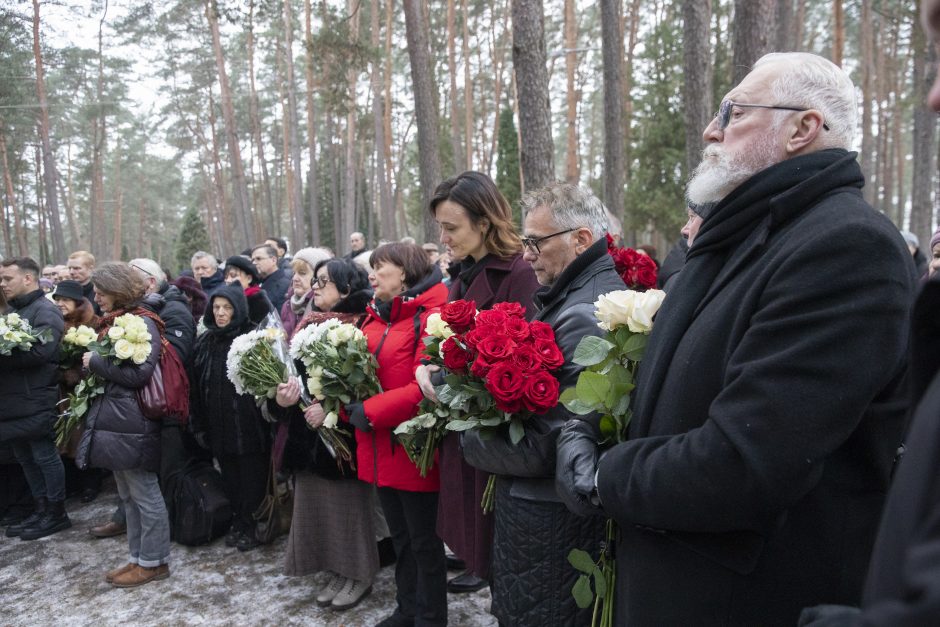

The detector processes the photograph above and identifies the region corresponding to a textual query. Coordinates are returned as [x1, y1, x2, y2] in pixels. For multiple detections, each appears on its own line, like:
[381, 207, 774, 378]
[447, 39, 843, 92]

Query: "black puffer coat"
[76, 310, 162, 472]
[156, 282, 196, 365]
[461, 239, 623, 626]
[0, 290, 64, 441]
[191, 284, 269, 459]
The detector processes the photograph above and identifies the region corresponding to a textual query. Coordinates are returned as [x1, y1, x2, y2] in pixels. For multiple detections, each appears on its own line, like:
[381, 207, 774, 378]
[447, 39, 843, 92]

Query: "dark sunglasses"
[521, 228, 578, 254]
[715, 99, 829, 131]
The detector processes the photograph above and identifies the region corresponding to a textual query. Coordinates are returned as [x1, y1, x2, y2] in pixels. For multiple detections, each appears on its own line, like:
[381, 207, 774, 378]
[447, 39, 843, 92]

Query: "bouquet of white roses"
[561, 288, 665, 627]
[60, 324, 97, 366]
[0, 312, 53, 356]
[289, 318, 382, 464]
[55, 314, 154, 447]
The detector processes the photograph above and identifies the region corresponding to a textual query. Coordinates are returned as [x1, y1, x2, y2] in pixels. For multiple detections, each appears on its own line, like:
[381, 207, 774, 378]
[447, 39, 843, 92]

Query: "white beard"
[686, 133, 782, 206]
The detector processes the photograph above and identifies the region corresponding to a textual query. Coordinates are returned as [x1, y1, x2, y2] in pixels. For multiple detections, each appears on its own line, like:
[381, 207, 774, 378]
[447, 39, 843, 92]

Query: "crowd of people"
[5, 33, 940, 627]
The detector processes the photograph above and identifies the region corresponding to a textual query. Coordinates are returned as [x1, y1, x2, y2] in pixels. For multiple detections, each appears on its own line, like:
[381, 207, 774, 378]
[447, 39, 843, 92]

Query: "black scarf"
[9, 289, 45, 310]
[457, 254, 493, 297]
[631, 149, 862, 434]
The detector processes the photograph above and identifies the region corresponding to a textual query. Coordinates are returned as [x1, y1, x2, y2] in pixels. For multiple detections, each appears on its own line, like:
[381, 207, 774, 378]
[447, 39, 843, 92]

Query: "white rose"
[131, 344, 151, 365]
[107, 326, 125, 341]
[323, 411, 339, 429]
[335, 324, 356, 343]
[594, 290, 638, 332]
[425, 313, 454, 339]
[113, 338, 135, 360]
[6, 313, 21, 325]
[626, 290, 666, 334]
[307, 376, 325, 400]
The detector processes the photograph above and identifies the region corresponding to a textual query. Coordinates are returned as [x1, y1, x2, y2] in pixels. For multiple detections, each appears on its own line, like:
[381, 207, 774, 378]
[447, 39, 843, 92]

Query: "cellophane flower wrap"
[562, 286, 666, 627]
[55, 314, 153, 447]
[394, 300, 564, 510]
[289, 318, 381, 465]
[0, 312, 53, 355]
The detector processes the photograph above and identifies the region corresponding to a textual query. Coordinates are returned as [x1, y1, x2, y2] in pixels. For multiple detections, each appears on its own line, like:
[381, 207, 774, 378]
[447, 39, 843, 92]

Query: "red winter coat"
[355, 280, 448, 491]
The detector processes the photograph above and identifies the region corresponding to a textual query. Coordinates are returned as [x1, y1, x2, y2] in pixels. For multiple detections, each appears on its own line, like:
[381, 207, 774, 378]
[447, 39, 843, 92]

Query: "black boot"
[6, 498, 46, 537]
[20, 500, 71, 540]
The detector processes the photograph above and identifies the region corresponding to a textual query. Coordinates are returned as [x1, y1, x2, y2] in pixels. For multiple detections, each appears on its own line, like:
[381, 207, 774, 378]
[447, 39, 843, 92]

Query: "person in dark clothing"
[557, 53, 915, 626]
[191, 251, 224, 295]
[170, 275, 208, 323]
[76, 262, 169, 588]
[415, 171, 541, 595]
[251, 245, 290, 313]
[344, 231, 367, 261]
[461, 183, 621, 626]
[0, 257, 70, 541]
[901, 230, 929, 279]
[52, 280, 104, 504]
[190, 283, 270, 552]
[67, 250, 101, 315]
[264, 236, 293, 276]
[224, 255, 278, 327]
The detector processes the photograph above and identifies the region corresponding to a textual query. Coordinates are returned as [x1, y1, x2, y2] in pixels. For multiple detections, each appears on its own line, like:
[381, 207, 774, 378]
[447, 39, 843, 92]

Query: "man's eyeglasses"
[250, 256, 271, 263]
[714, 99, 830, 132]
[314, 276, 333, 288]
[521, 228, 578, 255]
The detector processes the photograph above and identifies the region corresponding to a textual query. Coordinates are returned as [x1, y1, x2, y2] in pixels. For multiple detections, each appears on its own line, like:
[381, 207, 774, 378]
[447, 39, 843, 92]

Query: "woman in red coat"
[345, 242, 448, 627]
[416, 171, 540, 593]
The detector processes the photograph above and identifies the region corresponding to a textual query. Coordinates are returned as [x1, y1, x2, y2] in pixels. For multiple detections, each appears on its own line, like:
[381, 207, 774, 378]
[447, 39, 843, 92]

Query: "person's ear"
[786, 110, 826, 153]
[574, 228, 594, 254]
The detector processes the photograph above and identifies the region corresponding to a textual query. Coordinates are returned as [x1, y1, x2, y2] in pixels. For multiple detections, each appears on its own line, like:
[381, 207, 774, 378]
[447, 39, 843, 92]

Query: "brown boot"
[105, 563, 136, 583]
[110, 564, 170, 588]
[88, 521, 126, 538]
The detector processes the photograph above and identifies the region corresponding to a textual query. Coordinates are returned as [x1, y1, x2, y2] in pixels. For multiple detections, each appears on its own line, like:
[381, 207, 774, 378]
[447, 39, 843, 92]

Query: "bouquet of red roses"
[606, 234, 658, 290]
[394, 299, 564, 507]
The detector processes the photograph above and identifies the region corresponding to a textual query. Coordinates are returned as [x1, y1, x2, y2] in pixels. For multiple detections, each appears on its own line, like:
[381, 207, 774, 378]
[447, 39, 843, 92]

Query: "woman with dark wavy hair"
[416, 170, 540, 593]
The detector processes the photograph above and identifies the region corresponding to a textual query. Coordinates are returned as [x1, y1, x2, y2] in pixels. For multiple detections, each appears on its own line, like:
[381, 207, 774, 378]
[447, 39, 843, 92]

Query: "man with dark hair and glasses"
[556, 52, 916, 625]
[461, 182, 625, 626]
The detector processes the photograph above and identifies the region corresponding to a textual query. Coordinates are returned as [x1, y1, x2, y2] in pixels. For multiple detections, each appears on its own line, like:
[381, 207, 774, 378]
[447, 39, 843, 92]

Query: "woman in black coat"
[190, 283, 270, 551]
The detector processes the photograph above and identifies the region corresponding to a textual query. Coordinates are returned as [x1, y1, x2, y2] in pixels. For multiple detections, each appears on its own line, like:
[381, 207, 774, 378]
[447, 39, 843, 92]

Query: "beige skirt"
[283, 471, 380, 583]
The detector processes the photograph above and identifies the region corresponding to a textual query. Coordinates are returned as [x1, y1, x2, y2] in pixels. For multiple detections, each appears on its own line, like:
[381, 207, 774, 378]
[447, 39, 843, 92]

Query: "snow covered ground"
[0, 480, 496, 626]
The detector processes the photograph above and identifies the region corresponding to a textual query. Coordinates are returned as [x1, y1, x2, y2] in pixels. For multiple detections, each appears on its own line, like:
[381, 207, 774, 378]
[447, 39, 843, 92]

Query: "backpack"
[167, 459, 232, 546]
[137, 337, 191, 424]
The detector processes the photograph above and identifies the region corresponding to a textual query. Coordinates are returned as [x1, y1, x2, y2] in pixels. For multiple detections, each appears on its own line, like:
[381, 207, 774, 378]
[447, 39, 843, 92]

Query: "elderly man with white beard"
[555, 52, 916, 626]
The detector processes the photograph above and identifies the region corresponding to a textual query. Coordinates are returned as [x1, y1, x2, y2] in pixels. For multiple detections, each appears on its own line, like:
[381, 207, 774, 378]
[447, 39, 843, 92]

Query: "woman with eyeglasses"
[414, 171, 540, 595]
[272, 257, 381, 612]
[280, 248, 332, 339]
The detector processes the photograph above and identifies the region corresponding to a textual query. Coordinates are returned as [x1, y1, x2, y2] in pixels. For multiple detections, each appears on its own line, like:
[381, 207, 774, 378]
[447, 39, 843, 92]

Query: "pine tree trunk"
[860, 0, 875, 204]
[403, 0, 442, 240]
[511, 0, 554, 192]
[910, 18, 937, 244]
[207, 90, 233, 247]
[486, 1, 511, 174]
[447, 0, 464, 172]
[794, 0, 807, 49]
[776, 0, 794, 51]
[63, 143, 80, 248]
[623, 0, 641, 185]
[372, 0, 395, 239]
[248, 0, 276, 235]
[0, 131, 24, 255]
[283, 0, 305, 248]
[462, 0, 474, 170]
[206, 0, 253, 250]
[112, 145, 123, 261]
[683, 0, 713, 177]
[563, 0, 580, 184]
[304, 0, 321, 244]
[343, 0, 360, 245]
[601, 0, 624, 216]
[832, 0, 844, 67]
[731, 0, 774, 85]
[31, 0, 66, 261]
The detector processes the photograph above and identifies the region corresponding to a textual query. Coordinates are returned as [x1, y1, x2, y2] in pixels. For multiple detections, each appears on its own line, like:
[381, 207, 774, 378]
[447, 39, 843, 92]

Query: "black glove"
[345, 402, 372, 433]
[796, 605, 861, 627]
[556, 419, 603, 517]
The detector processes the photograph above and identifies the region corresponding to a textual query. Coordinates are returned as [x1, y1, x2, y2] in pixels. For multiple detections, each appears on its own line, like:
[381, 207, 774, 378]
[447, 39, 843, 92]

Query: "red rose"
[528, 320, 556, 342]
[503, 316, 530, 342]
[485, 362, 525, 413]
[522, 370, 560, 414]
[470, 353, 494, 378]
[476, 334, 517, 362]
[441, 337, 472, 373]
[475, 308, 509, 329]
[533, 338, 565, 370]
[463, 326, 488, 348]
[634, 262, 658, 290]
[492, 301, 526, 319]
[510, 344, 542, 373]
[441, 299, 476, 333]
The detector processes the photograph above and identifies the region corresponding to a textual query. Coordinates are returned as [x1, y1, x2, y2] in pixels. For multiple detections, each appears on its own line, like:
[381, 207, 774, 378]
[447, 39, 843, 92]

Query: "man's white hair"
[129, 258, 166, 283]
[521, 183, 609, 241]
[753, 52, 857, 150]
[191, 251, 218, 270]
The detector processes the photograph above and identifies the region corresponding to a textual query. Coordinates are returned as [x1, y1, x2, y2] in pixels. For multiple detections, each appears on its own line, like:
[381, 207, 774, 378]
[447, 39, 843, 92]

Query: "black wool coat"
[191, 284, 269, 459]
[0, 290, 64, 441]
[596, 150, 916, 626]
[260, 268, 290, 313]
[157, 283, 196, 366]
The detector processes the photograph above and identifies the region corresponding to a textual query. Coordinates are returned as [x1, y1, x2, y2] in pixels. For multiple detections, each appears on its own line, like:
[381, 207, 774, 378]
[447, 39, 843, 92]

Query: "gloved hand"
[555, 419, 603, 517]
[345, 402, 372, 433]
[796, 605, 861, 627]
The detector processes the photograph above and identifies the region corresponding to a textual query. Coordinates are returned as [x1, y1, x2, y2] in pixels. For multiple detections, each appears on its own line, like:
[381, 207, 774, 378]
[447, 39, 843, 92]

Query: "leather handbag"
[137, 337, 191, 423]
[253, 459, 293, 544]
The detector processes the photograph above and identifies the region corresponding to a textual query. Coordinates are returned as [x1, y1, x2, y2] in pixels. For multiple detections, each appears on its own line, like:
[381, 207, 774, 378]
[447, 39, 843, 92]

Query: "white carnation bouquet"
[55, 314, 153, 446]
[0, 312, 53, 355]
[226, 327, 294, 399]
[289, 318, 382, 464]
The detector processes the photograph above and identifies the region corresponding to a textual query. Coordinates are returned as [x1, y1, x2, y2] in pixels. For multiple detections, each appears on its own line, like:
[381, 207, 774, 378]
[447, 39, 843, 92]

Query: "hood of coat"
[204, 283, 251, 337]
